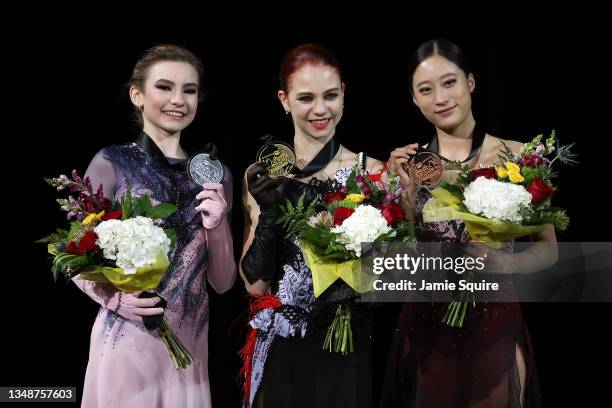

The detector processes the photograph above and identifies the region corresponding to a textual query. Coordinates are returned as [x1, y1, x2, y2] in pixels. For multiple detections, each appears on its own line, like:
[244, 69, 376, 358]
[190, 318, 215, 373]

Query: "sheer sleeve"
[222, 164, 233, 214]
[83, 149, 117, 200]
[71, 149, 121, 305]
[205, 164, 237, 293]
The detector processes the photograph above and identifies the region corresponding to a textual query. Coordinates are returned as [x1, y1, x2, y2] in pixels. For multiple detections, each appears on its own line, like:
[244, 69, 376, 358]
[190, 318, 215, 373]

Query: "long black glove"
[241, 164, 282, 284]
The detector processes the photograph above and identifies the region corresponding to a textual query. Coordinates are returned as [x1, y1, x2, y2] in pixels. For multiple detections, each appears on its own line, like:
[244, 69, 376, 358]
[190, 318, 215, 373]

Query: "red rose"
[333, 207, 354, 225]
[527, 178, 555, 204]
[101, 209, 123, 221]
[471, 167, 497, 179]
[326, 191, 346, 205]
[66, 230, 99, 255]
[65, 241, 79, 255]
[382, 201, 405, 225]
[78, 230, 98, 253]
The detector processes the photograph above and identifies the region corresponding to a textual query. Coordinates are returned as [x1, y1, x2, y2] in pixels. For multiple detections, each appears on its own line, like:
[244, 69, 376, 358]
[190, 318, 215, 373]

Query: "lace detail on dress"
[101, 143, 211, 340]
[333, 152, 365, 185]
[246, 155, 366, 407]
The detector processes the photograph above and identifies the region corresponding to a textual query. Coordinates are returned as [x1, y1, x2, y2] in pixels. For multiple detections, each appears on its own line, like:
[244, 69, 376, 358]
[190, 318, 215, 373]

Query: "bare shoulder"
[488, 135, 523, 155]
[475, 135, 524, 167]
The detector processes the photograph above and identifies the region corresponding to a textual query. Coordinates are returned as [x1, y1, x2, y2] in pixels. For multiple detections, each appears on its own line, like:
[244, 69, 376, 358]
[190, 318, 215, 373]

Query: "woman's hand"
[388, 143, 419, 188]
[196, 183, 228, 230]
[113, 291, 165, 322]
[464, 242, 513, 274]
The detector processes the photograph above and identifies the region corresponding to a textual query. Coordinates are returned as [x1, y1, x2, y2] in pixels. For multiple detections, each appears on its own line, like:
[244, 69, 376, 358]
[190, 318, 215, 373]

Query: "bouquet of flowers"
[37, 171, 193, 369]
[422, 131, 577, 326]
[277, 164, 416, 353]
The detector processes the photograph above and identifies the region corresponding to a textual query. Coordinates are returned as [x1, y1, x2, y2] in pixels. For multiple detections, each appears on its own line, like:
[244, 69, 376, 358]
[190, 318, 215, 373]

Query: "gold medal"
[256, 140, 296, 177]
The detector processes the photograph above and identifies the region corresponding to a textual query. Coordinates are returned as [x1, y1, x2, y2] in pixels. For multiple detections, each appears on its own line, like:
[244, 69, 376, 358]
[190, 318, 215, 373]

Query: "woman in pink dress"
[72, 44, 237, 407]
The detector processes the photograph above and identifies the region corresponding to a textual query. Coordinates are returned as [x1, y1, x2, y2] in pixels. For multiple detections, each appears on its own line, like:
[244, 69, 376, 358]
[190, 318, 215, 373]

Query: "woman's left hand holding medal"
[187, 150, 228, 230]
[196, 183, 228, 230]
[388, 143, 419, 188]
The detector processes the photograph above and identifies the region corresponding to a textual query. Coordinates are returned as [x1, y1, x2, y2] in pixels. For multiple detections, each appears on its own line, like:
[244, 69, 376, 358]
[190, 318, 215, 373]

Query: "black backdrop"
[10, 11, 610, 407]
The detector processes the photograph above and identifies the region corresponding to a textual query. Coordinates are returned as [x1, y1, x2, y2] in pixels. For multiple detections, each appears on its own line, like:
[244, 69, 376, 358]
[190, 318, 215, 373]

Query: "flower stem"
[322, 304, 353, 355]
[156, 317, 194, 369]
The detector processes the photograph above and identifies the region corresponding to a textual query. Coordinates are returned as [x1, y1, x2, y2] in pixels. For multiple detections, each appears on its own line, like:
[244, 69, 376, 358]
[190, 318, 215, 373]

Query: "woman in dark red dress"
[382, 39, 559, 408]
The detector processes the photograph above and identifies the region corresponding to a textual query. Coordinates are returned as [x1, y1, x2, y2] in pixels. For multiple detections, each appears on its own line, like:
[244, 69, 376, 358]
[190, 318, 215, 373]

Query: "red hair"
[279, 43, 342, 92]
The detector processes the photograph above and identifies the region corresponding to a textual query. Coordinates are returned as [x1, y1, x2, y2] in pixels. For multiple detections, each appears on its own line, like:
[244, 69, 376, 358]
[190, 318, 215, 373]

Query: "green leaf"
[121, 186, 133, 219]
[164, 228, 177, 251]
[147, 203, 177, 220]
[521, 166, 552, 187]
[370, 189, 385, 204]
[47, 242, 66, 256]
[51, 265, 60, 282]
[457, 202, 470, 213]
[285, 198, 295, 213]
[346, 168, 359, 194]
[305, 197, 318, 217]
[519, 205, 570, 231]
[296, 192, 305, 213]
[300, 228, 356, 260]
[327, 199, 359, 212]
[277, 192, 320, 238]
[395, 222, 417, 245]
[36, 228, 68, 244]
[52, 253, 93, 278]
[133, 194, 153, 217]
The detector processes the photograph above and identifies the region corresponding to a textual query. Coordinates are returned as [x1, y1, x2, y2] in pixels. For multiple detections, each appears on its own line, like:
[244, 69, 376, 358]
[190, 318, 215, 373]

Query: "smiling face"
[411, 54, 475, 132]
[130, 60, 199, 137]
[278, 64, 344, 141]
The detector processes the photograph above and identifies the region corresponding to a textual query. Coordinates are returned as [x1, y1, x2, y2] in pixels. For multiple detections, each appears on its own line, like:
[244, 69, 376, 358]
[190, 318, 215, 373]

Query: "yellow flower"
[505, 162, 521, 173]
[83, 210, 105, 225]
[346, 194, 366, 203]
[497, 167, 508, 179]
[508, 171, 524, 183]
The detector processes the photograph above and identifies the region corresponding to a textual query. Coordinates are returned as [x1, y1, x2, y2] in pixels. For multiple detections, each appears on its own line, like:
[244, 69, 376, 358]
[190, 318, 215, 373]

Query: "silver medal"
[188, 153, 224, 185]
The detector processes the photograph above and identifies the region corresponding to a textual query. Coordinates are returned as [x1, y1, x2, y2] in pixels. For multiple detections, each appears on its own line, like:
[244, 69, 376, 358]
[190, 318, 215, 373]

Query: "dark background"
[9, 10, 610, 407]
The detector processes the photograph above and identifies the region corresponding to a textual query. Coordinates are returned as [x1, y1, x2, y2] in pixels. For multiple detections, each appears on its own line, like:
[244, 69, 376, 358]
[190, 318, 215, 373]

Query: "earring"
[139, 105, 144, 112]
[285, 110, 290, 115]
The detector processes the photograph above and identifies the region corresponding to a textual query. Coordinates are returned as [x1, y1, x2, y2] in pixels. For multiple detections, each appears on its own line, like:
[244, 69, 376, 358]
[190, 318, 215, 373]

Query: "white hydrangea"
[331, 205, 393, 257]
[463, 176, 532, 223]
[94, 216, 171, 275]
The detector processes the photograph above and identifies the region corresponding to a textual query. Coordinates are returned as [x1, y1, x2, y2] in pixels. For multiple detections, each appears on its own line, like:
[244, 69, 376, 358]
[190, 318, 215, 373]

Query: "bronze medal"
[403, 150, 444, 186]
